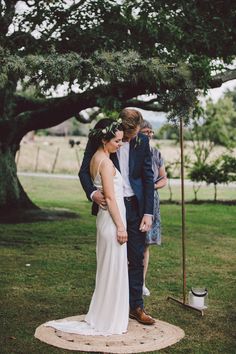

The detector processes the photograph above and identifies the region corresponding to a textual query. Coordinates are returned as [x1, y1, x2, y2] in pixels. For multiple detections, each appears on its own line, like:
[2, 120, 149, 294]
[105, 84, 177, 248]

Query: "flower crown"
[88, 118, 122, 139]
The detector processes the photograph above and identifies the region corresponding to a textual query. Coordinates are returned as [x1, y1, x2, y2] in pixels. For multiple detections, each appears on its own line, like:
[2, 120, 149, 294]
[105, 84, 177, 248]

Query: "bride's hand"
[117, 229, 128, 245]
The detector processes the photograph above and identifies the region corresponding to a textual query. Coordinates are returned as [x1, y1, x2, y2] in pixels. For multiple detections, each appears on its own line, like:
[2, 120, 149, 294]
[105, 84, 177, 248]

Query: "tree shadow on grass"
[0, 208, 79, 224]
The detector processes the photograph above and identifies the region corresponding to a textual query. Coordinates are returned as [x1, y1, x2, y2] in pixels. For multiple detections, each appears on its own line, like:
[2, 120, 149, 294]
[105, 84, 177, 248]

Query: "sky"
[205, 79, 236, 102]
[141, 79, 236, 125]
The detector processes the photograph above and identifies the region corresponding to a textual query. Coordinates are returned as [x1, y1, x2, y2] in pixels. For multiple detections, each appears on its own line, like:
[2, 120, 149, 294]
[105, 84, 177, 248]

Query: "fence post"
[75, 148, 81, 170]
[34, 146, 40, 172]
[51, 147, 60, 173]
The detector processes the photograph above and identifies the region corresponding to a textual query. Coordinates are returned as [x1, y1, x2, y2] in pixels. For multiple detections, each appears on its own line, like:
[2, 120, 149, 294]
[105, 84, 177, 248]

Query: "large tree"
[0, 0, 236, 212]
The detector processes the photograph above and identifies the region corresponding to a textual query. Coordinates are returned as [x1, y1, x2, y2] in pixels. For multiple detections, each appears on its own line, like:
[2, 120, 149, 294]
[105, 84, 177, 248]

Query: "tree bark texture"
[0, 147, 38, 213]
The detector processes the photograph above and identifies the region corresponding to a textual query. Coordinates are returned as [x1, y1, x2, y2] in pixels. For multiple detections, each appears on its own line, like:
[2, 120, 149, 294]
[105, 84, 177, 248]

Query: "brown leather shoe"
[129, 306, 155, 325]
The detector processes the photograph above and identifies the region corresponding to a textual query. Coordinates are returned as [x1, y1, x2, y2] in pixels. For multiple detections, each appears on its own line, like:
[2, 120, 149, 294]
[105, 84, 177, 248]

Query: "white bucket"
[188, 288, 208, 309]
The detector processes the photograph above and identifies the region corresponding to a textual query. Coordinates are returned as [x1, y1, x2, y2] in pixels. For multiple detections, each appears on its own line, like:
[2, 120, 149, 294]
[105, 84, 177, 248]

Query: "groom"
[79, 108, 155, 325]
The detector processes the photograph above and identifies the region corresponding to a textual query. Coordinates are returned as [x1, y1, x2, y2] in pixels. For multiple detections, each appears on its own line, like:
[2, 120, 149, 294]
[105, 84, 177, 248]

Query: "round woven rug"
[34, 315, 185, 353]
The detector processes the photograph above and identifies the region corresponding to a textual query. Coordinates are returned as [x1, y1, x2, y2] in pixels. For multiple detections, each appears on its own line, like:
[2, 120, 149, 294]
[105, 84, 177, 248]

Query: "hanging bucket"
[188, 288, 208, 309]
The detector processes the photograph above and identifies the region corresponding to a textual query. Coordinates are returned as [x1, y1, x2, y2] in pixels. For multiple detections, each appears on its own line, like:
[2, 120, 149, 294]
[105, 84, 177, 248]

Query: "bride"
[45, 118, 129, 336]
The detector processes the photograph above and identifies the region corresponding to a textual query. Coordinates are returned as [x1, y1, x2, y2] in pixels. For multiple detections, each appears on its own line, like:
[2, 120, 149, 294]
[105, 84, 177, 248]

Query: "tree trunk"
[168, 180, 173, 202]
[0, 147, 38, 214]
[193, 186, 198, 201]
[214, 183, 217, 201]
[193, 184, 201, 201]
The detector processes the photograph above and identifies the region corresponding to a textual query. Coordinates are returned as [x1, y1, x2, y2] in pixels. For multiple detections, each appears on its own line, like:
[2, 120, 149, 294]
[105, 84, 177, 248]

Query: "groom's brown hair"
[119, 108, 143, 131]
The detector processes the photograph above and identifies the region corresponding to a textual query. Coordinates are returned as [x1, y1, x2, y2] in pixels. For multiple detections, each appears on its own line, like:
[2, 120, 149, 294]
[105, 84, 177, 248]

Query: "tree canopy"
[0, 0, 236, 211]
[1, 1, 236, 125]
[158, 90, 236, 147]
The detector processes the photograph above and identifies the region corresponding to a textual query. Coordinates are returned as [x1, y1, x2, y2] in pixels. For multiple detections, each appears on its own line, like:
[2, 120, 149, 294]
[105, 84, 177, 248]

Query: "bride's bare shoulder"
[98, 157, 113, 172]
[100, 159, 116, 178]
[90, 154, 112, 177]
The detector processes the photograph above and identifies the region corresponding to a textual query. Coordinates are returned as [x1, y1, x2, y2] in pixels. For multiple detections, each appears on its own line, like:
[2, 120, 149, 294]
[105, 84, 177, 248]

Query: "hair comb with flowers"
[88, 118, 122, 139]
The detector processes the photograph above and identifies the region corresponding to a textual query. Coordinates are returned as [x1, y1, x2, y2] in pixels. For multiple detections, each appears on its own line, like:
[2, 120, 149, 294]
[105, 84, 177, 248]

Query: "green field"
[0, 176, 236, 353]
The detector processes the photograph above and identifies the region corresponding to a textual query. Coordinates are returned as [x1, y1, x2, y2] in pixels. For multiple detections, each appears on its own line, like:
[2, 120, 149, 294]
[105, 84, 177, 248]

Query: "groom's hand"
[92, 190, 107, 209]
[139, 215, 153, 232]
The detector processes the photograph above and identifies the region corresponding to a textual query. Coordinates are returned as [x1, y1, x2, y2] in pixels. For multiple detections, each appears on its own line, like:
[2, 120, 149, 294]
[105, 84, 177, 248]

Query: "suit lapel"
[129, 138, 136, 174]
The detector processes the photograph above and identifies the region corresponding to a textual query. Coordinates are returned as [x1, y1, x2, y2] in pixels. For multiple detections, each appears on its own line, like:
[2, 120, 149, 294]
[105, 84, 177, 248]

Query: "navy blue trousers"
[124, 197, 145, 310]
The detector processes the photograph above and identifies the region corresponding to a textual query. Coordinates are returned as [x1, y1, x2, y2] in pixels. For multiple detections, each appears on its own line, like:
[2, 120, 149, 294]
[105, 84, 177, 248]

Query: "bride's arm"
[100, 160, 127, 245]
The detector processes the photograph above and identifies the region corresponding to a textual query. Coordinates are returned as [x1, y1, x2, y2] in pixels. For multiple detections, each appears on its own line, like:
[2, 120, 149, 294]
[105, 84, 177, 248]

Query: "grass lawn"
[0, 176, 236, 353]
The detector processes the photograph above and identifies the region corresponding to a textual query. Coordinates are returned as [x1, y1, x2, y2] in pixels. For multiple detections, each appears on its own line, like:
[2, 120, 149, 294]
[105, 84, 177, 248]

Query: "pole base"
[167, 296, 204, 316]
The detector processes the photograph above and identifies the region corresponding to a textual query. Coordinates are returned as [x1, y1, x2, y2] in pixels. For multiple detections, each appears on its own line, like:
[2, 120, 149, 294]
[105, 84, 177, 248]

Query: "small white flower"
[102, 129, 106, 134]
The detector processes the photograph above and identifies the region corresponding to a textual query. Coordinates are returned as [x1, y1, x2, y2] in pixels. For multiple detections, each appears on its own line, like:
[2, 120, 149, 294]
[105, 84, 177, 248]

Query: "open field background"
[0, 176, 236, 353]
[16, 136, 236, 178]
[16, 135, 236, 203]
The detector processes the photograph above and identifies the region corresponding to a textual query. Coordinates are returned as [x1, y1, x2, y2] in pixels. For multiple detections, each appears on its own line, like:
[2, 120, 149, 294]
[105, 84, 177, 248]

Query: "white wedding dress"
[45, 165, 129, 336]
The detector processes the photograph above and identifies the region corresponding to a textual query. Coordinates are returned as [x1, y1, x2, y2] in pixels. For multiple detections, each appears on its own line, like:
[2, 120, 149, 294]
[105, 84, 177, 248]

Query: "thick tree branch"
[10, 66, 236, 145]
[15, 92, 163, 128]
[209, 69, 236, 88]
[8, 31, 41, 51]
[0, 0, 17, 34]
[13, 95, 54, 115]
[75, 107, 101, 123]
[13, 79, 155, 142]
[122, 98, 165, 112]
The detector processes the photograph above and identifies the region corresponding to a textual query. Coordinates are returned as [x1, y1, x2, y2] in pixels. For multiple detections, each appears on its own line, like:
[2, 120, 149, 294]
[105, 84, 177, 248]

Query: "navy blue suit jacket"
[79, 133, 154, 217]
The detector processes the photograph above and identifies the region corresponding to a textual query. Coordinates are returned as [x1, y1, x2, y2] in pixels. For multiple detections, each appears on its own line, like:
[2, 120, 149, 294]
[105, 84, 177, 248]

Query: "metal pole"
[168, 115, 203, 315]
[180, 116, 186, 304]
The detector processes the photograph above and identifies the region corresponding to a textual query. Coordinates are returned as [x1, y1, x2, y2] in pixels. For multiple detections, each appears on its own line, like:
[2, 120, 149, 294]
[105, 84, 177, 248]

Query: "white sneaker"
[143, 285, 150, 296]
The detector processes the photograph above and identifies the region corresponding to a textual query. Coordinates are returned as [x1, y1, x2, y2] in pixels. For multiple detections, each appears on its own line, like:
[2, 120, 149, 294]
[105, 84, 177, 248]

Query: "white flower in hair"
[102, 128, 107, 134]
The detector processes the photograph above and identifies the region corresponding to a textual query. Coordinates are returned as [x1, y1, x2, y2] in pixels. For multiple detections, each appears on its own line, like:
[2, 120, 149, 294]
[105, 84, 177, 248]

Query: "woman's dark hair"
[88, 118, 123, 148]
